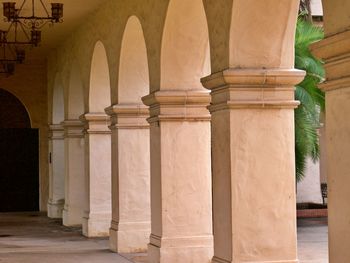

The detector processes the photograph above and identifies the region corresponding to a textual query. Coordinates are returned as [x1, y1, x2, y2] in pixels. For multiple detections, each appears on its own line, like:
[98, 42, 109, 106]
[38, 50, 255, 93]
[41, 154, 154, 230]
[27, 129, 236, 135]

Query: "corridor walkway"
[0, 213, 328, 263]
[0, 213, 142, 263]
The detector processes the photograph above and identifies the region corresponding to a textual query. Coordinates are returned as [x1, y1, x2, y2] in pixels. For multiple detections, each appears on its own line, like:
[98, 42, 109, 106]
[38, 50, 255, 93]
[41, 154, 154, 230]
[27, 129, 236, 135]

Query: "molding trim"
[142, 90, 211, 123]
[105, 104, 149, 129]
[80, 113, 111, 134]
[62, 119, 85, 138]
[49, 124, 64, 140]
[201, 69, 304, 112]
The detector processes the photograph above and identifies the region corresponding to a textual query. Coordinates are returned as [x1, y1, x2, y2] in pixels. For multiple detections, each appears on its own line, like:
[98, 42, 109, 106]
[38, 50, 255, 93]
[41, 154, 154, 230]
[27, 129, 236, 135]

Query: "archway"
[0, 88, 39, 212]
[201, 0, 303, 262]
[82, 41, 112, 237]
[142, 1, 213, 262]
[107, 15, 151, 253]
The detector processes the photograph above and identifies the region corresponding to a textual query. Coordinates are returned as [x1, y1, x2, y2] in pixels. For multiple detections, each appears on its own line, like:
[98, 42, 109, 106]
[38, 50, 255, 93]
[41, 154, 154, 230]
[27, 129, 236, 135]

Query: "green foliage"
[294, 18, 325, 182]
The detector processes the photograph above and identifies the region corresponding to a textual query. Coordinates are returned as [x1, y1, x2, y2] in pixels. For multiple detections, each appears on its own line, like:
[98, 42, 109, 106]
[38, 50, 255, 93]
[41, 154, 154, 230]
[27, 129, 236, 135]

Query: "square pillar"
[81, 113, 112, 237]
[142, 90, 213, 263]
[47, 124, 65, 218]
[105, 104, 151, 253]
[62, 119, 85, 226]
[311, 30, 350, 263]
[202, 69, 305, 263]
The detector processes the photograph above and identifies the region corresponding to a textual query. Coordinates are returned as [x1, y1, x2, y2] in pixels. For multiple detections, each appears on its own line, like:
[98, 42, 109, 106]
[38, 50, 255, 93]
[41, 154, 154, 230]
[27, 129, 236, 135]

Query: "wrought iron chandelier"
[0, 0, 63, 75]
[3, 0, 63, 46]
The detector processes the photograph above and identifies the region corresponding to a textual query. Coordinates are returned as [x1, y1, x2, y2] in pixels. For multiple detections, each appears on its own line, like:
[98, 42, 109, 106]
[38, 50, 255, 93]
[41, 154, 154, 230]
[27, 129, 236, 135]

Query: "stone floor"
[298, 217, 328, 263]
[0, 212, 328, 263]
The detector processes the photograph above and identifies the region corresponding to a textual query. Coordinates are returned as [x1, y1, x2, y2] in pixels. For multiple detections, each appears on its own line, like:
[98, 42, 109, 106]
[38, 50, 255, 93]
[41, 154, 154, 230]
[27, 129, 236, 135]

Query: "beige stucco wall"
[297, 158, 323, 204]
[0, 59, 48, 211]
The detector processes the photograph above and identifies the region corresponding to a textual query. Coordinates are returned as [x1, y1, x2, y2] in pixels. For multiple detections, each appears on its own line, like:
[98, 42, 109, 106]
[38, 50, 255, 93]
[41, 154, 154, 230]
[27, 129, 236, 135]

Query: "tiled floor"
[0, 213, 328, 263]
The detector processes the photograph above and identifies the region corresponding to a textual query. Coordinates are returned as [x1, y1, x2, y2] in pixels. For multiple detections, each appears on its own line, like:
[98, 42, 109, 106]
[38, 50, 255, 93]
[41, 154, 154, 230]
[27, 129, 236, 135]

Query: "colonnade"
[46, 0, 350, 262]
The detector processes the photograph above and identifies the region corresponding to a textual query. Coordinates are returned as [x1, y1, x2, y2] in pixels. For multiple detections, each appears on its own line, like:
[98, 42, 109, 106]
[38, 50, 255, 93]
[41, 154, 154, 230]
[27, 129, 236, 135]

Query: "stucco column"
[202, 69, 305, 263]
[311, 30, 350, 263]
[142, 90, 213, 263]
[80, 113, 112, 237]
[62, 119, 85, 226]
[47, 124, 65, 218]
[105, 104, 150, 253]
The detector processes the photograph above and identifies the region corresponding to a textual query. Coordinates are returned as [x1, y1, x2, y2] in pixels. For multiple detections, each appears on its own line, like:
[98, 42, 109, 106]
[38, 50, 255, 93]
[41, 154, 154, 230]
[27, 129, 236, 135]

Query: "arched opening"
[67, 62, 84, 119]
[119, 16, 149, 102]
[62, 61, 86, 226]
[161, 0, 210, 90]
[89, 41, 111, 112]
[82, 41, 112, 237]
[144, 1, 213, 262]
[52, 76, 65, 124]
[0, 88, 39, 212]
[108, 15, 151, 252]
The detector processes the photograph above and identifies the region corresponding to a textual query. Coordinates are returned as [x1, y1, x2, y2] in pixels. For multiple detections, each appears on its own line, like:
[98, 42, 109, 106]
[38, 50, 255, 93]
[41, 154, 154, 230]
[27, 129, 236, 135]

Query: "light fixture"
[3, 1, 64, 25]
[2, 0, 64, 46]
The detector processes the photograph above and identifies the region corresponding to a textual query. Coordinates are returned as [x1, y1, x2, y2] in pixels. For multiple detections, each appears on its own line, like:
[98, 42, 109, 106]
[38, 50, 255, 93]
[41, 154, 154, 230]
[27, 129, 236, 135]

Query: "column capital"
[62, 119, 85, 138]
[141, 90, 211, 123]
[105, 104, 149, 129]
[201, 68, 305, 112]
[80, 113, 111, 134]
[49, 123, 64, 140]
[311, 29, 350, 92]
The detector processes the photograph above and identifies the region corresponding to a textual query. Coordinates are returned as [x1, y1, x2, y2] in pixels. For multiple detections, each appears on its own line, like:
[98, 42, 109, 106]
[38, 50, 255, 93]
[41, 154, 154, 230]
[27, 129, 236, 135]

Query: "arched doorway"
[0, 88, 39, 212]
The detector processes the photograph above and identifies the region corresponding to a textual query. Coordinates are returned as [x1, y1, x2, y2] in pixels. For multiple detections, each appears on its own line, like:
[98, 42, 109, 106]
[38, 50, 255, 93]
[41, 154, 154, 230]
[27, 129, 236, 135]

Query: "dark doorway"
[0, 89, 39, 212]
[0, 129, 39, 212]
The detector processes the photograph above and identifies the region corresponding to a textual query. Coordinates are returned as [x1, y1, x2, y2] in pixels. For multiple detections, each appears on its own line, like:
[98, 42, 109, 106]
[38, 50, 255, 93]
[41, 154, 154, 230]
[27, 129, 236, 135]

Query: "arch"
[161, 0, 210, 90]
[119, 16, 149, 102]
[0, 88, 31, 128]
[89, 41, 111, 112]
[67, 61, 84, 119]
[229, 0, 299, 69]
[52, 75, 65, 124]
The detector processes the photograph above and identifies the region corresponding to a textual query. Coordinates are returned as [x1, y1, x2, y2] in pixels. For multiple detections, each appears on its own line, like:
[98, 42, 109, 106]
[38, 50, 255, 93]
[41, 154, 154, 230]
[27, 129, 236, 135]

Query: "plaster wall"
[311, 0, 323, 16]
[296, 158, 323, 204]
[0, 60, 48, 211]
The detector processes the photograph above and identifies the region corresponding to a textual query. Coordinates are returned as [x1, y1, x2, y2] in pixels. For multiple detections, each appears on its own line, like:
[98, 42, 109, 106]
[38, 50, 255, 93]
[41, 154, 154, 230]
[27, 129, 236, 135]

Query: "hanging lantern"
[16, 49, 25, 64]
[3, 2, 16, 21]
[4, 62, 15, 75]
[31, 30, 41, 46]
[0, 31, 7, 43]
[51, 3, 63, 22]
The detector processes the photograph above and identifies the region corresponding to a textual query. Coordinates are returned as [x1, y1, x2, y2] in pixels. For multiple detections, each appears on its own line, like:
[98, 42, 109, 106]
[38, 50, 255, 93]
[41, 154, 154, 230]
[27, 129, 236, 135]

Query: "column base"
[109, 220, 150, 253]
[212, 257, 298, 263]
[82, 212, 111, 237]
[62, 206, 82, 227]
[148, 235, 213, 263]
[47, 199, 64, 218]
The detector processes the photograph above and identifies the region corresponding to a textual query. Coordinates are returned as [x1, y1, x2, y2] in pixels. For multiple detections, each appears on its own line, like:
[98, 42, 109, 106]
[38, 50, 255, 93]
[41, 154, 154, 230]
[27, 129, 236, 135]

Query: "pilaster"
[47, 124, 65, 218]
[202, 68, 305, 263]
[62, 119, 85, 226]
[105, 104, 151, 253]
[142, 90, 213, 263]
[80, 113, 112, 237]
[311, 30, 350, 263]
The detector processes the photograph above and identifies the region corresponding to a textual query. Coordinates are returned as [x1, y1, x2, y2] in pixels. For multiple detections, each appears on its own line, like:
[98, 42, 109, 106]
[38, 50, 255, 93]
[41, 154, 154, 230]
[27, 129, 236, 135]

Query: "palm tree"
[294, 18, 325, 182]
[299, 0, 312, 22]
